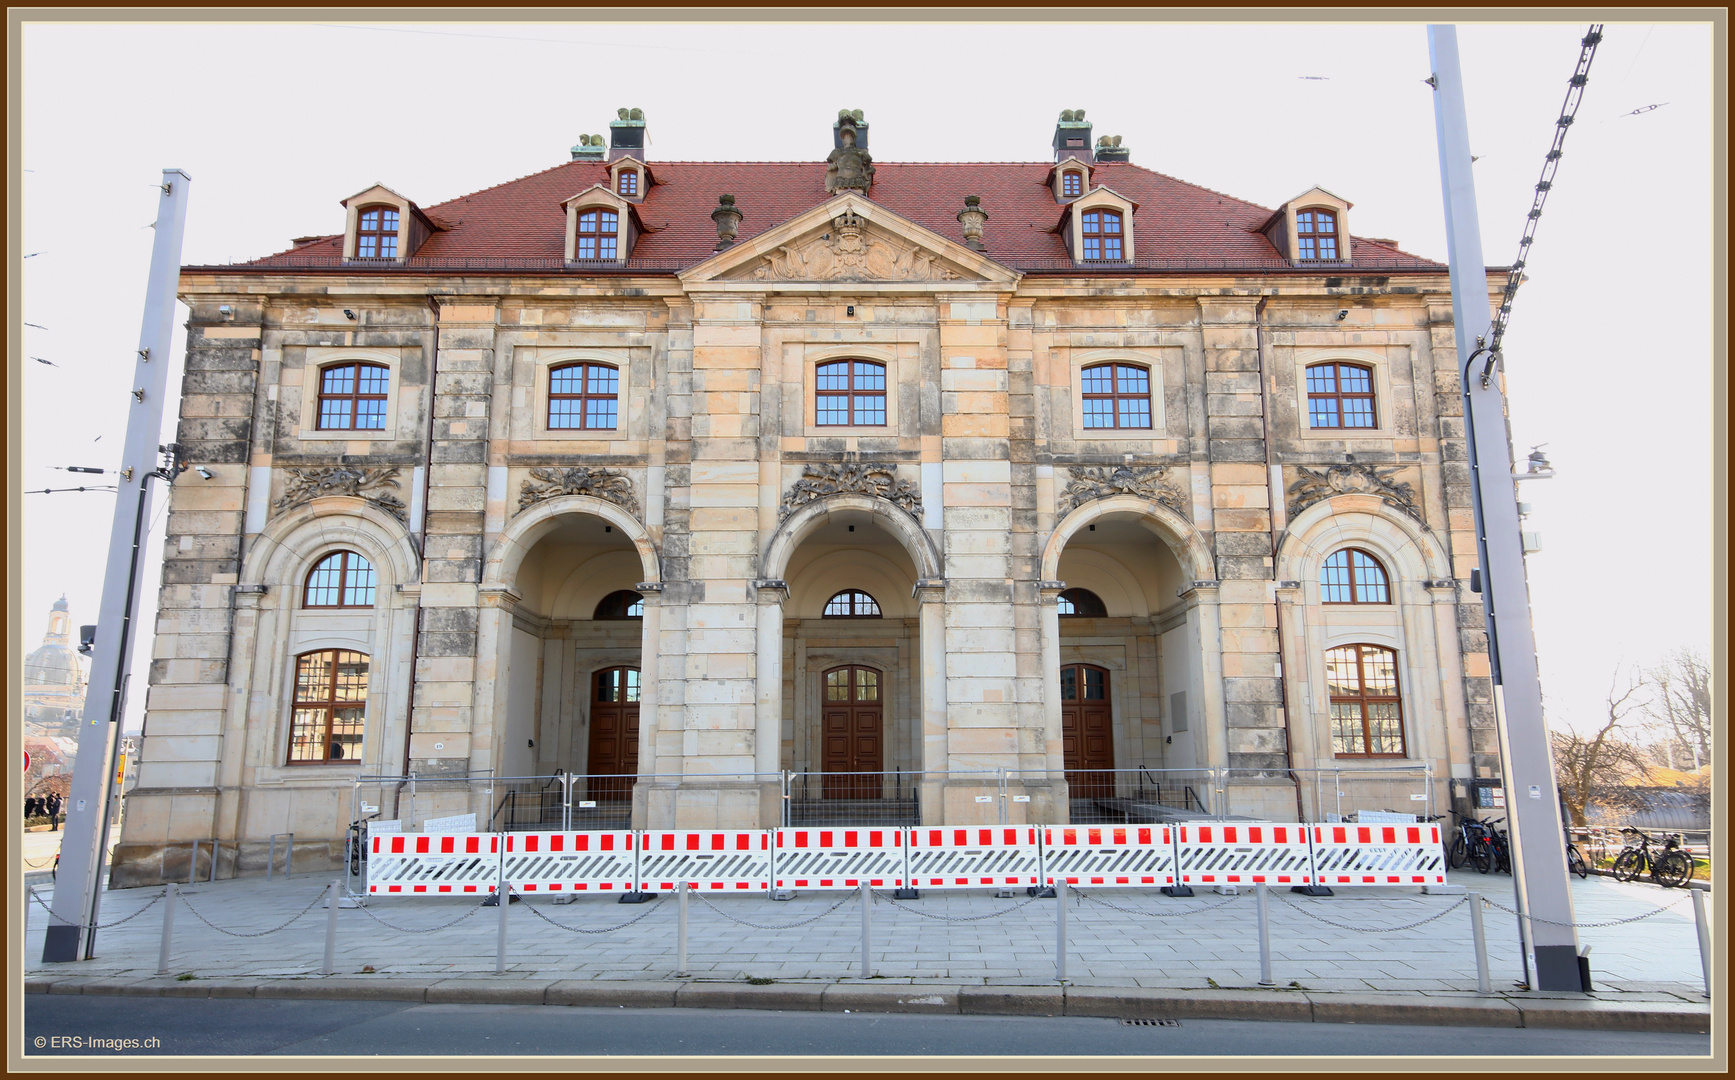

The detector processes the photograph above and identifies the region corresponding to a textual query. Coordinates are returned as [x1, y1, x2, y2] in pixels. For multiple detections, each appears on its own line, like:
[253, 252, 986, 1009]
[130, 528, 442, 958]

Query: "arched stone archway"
[242, 496, 420, 591]
[482, 494, 660, 590]
[762, 493, 941, 583]
[1040, 494, 1215, 585]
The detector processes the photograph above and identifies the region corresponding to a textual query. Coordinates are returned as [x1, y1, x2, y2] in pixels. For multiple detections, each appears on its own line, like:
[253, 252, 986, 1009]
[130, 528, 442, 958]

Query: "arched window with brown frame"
[1080, 362, 1152, 429]
[316, 362, 391, 430]
[1081, 209, 1124, 260]
[356, 205, 399, 259]
[575, 209, 618, 260]
[1061, 170, 1084, 198]
[1325, 644, 1406, 757]
[1296, 208, 1340, 260]
[1320, 549, 1390, 604]
[593, 590, 644, 619]
[823, 590, 881, 618]
[815, 360, 887, 427]
[288, 649, 369, 763]
[548, 362, 620, 429]
[303, 551, 377, 609]
[1056, 588, 1107, 617]
[1305, 362, 1377, 429]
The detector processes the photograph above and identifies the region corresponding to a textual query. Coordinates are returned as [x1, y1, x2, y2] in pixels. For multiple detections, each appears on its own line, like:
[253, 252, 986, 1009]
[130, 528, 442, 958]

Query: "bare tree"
[1645, 647, 1712, 771]
[1551, 674, 1652, 828]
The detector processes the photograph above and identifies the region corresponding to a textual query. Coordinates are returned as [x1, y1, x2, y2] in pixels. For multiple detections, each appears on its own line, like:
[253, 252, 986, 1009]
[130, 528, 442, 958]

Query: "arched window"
[815, 360, 887, 426]
[823, 590, 882, 618]
[1056, 588, 1107, 617]
[1080, 363, 1152, 429]
[1061, 170, 1084, 198]
[316, 362, 390, 430]
[617, 170, 639, 196]
[549, 362, 620, 429]
[1296, 209, 1339, 260]
[594, 590, 645, 619]
[576, 209, 619, 260]
[303, 551, 377, 608]
[356, 205, 399, 259]
[1320, 549, 1390, 604]
[1305, 362, 1377, 429]
[1081, 209, 1123, 260]
[288, 649, 369, 763]
[1324, 644, 1405, 757]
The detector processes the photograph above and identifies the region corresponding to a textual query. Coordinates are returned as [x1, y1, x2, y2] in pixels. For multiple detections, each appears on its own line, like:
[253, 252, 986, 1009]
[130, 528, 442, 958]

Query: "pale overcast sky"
[16, 18, 1716, 737]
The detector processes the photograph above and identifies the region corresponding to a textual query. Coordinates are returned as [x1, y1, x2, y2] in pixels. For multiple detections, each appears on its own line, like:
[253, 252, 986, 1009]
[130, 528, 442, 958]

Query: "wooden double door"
[587, 666, 640, 801]
[1061, 663, 1115, 797]
[821, 664, 883, 799]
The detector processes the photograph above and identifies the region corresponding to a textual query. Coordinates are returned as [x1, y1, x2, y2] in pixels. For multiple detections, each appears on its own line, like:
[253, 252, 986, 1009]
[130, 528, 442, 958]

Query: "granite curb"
[23, 976, 1711, 1032]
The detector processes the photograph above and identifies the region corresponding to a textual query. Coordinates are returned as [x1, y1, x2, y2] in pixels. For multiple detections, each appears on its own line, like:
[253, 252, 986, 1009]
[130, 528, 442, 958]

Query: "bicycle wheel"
[1472, 842, 1494, 874]
[1655, 852, 1693, 889]
[1567, 845, 1589, 879]
[1450, 836, 1468, 869]
[1612, 850, 1643, 882]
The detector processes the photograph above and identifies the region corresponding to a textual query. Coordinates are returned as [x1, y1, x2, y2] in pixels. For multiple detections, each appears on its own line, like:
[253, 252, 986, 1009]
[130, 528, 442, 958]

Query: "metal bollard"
[860, 881, 872, 979]
[188, 840, 200, 886]
[1468, 892, 1492, 995]
[1256, 883, 1275, 987]
[284, 835, 293, 877]
[267, 835, 275, 881]
[1691, 889, 1711, 999]
[677, 882, 689, 977]
[1055, 880, 1067, 982]
[321, 879, 341, 975]
[496, 879, 511, 975]
[156, 883, 177, 975]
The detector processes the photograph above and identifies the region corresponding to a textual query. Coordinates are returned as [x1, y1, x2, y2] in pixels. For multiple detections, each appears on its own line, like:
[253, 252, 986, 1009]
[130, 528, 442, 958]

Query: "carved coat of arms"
[744, 210, 959, 282]
[275, 466, 407, 523]
[1060, 464, 1189, 517]
[1286, 464, 1423, 523]
[779, 461, 922, 521]
[516, 466, 641, 517]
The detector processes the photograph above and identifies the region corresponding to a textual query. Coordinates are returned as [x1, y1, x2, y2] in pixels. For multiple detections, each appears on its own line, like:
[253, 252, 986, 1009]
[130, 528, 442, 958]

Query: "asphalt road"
[23, 997, 1712, 1058]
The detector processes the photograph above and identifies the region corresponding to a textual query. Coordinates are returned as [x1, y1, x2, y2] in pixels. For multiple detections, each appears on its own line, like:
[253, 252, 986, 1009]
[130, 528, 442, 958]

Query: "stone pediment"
[680, 194, 1018, 287]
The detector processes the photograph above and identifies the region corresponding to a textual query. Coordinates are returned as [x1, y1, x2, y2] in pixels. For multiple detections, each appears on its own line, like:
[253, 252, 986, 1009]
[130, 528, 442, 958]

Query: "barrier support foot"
[893, 888, 920, 900]
[772, 889, 798, 901]
[1291, 885, 1334, 897]
[480, 893, 521, 907]
[1161, 884, 1194, 897]
[1028, 886, 1057, 899]
[616, 891, 655, 904]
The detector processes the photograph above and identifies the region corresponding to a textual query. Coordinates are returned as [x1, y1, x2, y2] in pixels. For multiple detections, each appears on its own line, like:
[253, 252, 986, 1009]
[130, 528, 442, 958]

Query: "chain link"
[1478, 891, 1693, 929]
[176, 886, 330, 938]
[27, 886, 165, 930]
[1074, 888, 1241, 918]
[872, 890, 1044, 922]
[1277, 892, 1468, 933]
[23, 855, 56, 868]
[513, 889, 665, 935]
[353, 898, 490, 934]
[694, 890, 849, 929]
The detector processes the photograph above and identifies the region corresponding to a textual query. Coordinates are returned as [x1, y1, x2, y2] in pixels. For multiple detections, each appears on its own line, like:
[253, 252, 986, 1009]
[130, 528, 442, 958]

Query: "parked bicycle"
[1448, 814, 1497, 874]
[1565, 839, 1590, 879]
[1612, 827, 1696, 888]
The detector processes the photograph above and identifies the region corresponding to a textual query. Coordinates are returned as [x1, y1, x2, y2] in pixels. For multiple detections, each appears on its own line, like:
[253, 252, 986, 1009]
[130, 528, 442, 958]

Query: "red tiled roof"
[234, 160, 1444, 270]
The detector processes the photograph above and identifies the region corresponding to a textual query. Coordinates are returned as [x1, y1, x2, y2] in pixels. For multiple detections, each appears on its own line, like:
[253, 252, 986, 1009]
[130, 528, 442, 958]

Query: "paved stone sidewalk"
[25, 868, 1707, 1007]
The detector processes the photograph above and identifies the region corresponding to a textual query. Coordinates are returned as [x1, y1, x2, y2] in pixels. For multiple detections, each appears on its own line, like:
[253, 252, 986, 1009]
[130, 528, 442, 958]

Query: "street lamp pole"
[42, 169, 190, 962]
[1426, 27, 1583, 990]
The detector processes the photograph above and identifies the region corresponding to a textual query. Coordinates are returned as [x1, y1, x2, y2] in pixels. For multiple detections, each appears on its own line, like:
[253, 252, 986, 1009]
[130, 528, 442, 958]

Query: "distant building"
[23, 596, 86, 740]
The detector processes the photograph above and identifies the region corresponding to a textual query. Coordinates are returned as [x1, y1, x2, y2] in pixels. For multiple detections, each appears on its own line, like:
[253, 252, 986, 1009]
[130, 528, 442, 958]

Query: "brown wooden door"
[1061, 664, 1114, 798]
[821, 665, 882, 799]
[588, 667, 641, 801]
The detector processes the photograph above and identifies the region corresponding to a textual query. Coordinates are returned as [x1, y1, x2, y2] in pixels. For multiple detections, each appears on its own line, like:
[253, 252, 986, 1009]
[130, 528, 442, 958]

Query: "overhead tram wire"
[1472, 25, 1603, 388]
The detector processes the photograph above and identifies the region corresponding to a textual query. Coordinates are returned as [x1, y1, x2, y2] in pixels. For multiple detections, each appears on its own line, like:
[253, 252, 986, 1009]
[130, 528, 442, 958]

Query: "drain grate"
[1121, 1018, 1180, 1027]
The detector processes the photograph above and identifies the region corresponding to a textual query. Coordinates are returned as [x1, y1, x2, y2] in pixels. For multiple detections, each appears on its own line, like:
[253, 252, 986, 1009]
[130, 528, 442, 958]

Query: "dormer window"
[1062, 170, 1084, 198]
[576, 210, 619, 260]
[1297, 209, 1339, 260]
[617, 170, 639, 197]
[356, 206, 398, 258]
[1081, 210, 1123, 260]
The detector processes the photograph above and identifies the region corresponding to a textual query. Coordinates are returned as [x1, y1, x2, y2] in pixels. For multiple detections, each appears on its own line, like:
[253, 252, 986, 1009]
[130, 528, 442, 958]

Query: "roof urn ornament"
[956, 195, 988, 250]
[825, 110, 875, 194]
[711, 194, 744, 250]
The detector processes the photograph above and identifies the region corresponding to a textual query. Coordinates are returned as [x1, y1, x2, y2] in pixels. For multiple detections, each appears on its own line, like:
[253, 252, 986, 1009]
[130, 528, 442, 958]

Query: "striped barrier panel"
[367, 832, 502, 895]
[1175, 823, 1316, 887]
[1041, 825, 1178, 887]
[638, 830, 772, 892]
[905, 826, 1042, 888]
[772, 827, 907, 889]
[1308, 823, 1448, 886]
[500, 831, 636, 893]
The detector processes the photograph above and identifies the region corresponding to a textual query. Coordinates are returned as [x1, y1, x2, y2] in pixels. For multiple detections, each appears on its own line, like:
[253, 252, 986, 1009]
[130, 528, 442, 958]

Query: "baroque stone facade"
[112, 110, 1506, 885]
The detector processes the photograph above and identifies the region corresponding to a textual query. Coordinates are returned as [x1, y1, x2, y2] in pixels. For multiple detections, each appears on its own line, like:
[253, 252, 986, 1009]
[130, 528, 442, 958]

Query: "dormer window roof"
[339, 183, 440, 262]
[1047, 156, 1094, 203]
[560, 185, 642, 264]
[1057, 185, 1138, 263]
[1259, 186, 1354, 266]
[607, 156, 652, 202]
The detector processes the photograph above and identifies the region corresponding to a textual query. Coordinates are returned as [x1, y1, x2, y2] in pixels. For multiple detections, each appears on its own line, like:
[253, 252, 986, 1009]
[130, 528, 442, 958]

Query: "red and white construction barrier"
[638, 830, 771, 892]
[367, 832, 501, 895]
[1308, 823, 1447, 886]
[1041, 825, 1177, 887]
[1176, 823, 1316, 888]
[905, 826, 1042, 888]
[772, 828, 906, 889]
[500, 831, 636, 893]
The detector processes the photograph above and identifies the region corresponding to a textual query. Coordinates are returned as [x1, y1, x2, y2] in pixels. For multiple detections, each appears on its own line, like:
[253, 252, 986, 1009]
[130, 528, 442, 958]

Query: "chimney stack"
[1053, 109, 1092, 162]
[1094, 134, 1130, 163]
[609, 107, 647, 161]
[570, 133, 606, 161]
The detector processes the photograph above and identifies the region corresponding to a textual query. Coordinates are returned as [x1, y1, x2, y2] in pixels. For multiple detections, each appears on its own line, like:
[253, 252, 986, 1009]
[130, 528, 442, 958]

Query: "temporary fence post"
[1468, 891, 1492, 995]
[1256, 883, 1275, 986]
[1055, 880, 1067, 982]
[495, 878, 511, 976]
[1691, 888, 1711, 999]
[677, 881, 689, 977]
[155, 882, 176, 975]
[321, 879, 340, 975]
[859, 881, 872, 979]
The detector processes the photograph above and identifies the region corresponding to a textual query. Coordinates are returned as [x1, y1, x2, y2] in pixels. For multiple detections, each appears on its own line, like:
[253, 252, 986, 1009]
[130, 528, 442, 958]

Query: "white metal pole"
[1256, 883, 1275, 986]
[496, 879, 510, 975]
[322, 879, 340, 975]
[859, 881, 872, 978]
[677, 881, 689, 977]
[155, 883, 177, 975]
[43, 169, 191, 963]
[1427, 25, 1582, 991]
[1468, 892, 1493, 995]
[1691, 889, 1711, 999]
[1054, 879, 1067, 982]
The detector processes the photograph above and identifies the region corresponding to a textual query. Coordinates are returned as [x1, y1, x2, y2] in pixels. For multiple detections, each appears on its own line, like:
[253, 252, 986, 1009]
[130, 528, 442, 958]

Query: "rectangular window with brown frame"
[288, 649, 369, 764]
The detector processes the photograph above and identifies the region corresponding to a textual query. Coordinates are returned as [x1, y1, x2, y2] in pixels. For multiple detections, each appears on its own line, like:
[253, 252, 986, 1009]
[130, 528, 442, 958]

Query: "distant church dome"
[24, 596, 85, 689]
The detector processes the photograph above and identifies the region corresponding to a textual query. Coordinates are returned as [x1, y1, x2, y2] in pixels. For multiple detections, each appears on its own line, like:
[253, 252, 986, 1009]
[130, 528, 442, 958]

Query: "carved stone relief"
[1060, 464, 1189, 517]
[1286, 464, 1423, 523]
[779, 462, 922, 521]
[275, 465, 407, 523]
[739, 210, 962, 282]
[516, 466, 641, 518]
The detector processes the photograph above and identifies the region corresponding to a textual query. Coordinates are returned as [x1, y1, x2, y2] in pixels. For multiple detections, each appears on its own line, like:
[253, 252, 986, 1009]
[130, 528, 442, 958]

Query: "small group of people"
[25, 793, 62, 830]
